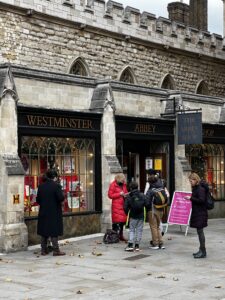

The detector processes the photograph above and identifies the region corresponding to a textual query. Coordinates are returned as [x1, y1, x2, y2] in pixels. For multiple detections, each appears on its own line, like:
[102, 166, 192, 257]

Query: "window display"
[186, 144, 225, 200]
[20, 136, 95, 217]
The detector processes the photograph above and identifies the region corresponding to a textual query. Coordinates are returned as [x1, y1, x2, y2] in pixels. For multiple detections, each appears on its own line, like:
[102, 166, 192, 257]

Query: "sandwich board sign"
[165, 191, 192, 236]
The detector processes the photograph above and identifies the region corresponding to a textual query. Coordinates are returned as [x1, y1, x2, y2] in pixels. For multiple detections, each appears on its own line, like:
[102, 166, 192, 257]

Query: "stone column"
[0, 65, 28, 252]
[90, 82, 122, 232]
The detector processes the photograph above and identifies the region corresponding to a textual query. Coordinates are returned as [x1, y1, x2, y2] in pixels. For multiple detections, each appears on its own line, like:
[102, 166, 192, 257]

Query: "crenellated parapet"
[0, 0, 224, 59]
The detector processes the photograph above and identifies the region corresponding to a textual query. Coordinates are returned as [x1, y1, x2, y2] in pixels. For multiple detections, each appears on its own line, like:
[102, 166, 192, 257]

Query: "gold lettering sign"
[134, 124, 156, 134]
[27, 115, 93, 129]
[13, 194, 20, 204]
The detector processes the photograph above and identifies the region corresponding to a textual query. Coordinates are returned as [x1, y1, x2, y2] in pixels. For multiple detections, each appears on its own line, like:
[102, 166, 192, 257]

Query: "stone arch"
[160, 73, 176, 90]
[195, 80, 209, 95]
[68, 57, 90, 76]
[118, 66, 137, 84]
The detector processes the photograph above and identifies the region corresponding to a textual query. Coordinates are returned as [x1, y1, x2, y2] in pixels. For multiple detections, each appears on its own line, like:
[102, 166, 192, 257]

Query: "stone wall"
[1, 5, 225, 97]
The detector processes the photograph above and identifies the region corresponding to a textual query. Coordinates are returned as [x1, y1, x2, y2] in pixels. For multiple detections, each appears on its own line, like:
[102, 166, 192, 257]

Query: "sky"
[119, 0, 223, 35]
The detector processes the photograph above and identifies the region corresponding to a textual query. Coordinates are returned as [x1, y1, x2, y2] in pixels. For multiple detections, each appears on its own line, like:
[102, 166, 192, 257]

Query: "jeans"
[128, 218, 144, 244]
[148, 209, 164, 246]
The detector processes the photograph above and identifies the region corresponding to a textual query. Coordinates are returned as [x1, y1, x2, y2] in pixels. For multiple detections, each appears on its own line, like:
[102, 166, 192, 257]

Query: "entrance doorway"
[116, 139, 170, 193]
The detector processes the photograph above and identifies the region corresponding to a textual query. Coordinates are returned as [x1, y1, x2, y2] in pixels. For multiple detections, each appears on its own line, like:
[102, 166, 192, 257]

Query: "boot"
[53, 250, 66, 256]
[193, 249, 201, 256]
[194, 248, 206, 259]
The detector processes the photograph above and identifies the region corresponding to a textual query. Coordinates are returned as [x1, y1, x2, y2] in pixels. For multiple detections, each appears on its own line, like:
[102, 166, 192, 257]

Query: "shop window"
[21, 136, 95, 217]
[119, 66, 136, 84]
[69, 57, 89, 76]
[186, 144, 225, 200]
[161, 74, 176, 90]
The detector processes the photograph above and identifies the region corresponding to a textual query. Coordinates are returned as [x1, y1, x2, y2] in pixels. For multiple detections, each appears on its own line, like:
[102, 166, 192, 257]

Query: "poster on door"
[165, 191, 192, 235]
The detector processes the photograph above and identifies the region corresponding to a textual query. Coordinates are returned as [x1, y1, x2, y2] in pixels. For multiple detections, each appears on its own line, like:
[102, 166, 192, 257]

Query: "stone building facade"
[0, 0, 225, 251]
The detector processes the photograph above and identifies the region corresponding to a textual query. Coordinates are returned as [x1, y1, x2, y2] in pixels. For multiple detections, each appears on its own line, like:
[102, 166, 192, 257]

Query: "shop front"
[186, 124, 225, 217]
[18, 106, 102, 244]
[115, 116, 175, 199]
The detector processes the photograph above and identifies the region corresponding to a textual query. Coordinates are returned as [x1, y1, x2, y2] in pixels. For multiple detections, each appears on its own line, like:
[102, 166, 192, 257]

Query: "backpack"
[130, 193, 145, 214]
[206, 191, 215, 210]
[103, 229, 120, 244]
[152, 187, 168, 209]
[200, 181, 215, 210]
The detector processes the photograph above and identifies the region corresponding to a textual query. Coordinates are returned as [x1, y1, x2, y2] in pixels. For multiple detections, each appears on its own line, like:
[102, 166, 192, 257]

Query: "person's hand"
[120, 191, 125, 196]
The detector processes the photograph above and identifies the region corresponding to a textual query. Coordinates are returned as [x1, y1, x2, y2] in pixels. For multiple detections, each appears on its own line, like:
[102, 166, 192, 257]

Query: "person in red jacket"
[108, 173, 128, 242]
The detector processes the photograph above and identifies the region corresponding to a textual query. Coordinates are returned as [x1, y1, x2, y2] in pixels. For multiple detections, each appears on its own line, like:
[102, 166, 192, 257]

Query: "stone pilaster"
[0, 65, 28, 252]
[90, 82, 122, 232]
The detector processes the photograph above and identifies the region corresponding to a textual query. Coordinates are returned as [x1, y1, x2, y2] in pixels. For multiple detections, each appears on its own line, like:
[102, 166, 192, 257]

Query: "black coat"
[124, 189, 146, 220]
[190, 184, 208, 229]
[36, 178, 64, 237]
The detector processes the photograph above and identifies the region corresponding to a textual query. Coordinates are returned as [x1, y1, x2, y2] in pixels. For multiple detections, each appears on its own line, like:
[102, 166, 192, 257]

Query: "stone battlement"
[0, 0, 224, 59]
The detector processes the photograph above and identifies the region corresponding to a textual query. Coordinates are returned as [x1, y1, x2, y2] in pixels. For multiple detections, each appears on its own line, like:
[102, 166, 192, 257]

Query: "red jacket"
[108, 180, 128, 223]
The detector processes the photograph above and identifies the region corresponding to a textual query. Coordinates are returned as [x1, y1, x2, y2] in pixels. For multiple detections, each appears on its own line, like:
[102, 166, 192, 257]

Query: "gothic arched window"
[161, 74, 176, 90]
[119, 67, 136, 84]
[69, 58, 89, 76]
[196, 80, 209, 95]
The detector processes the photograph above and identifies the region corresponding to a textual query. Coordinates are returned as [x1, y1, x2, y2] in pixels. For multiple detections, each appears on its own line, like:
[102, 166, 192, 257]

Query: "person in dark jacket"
[108, 173, 128, 242]
[124, 181, 146, 251]
[36, 169, 65, 256]
[187, 172, 208, 259]
[146, 169, 165, 250]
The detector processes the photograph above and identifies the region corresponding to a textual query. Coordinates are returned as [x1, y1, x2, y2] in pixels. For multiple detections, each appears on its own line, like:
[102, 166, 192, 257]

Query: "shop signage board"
[177, 112, 202, 145]
[165, 191, 192, 236]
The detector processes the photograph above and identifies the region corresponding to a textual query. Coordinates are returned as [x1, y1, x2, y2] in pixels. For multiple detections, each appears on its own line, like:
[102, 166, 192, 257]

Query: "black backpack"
[103, 229, 120, 244]
[130, 193, 145, 213]
[152, 187, 168, 209]
[200, 181, 215, 210]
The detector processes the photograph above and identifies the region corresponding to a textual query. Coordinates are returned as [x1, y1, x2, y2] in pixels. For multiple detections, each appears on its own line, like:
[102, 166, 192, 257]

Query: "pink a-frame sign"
[165, 191, 192, 236]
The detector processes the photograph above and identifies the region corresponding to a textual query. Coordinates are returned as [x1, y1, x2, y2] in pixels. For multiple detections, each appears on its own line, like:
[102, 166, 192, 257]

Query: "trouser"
[148, 209, 164, 246]
[112, 222, 125, 237]
[128, 218, 144, 244]
[197, 228, 206, 250]
[41, 236, 59, 252]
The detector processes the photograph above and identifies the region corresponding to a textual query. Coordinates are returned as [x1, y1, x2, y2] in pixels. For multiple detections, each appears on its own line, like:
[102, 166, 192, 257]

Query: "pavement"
[1, 219, 225, 300]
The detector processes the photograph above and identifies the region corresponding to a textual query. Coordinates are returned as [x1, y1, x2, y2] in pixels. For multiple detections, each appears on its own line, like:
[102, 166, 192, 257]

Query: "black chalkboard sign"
[177, 112, 202, 145]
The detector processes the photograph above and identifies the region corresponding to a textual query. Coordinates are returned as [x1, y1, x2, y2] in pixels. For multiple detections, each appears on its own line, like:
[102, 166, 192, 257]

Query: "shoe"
[194, 249, 206, 259]
[161, 231, 164, 236]
[125, 243, 134, 252]
[159, 244, 165, 249]
[53, 251, 66, 256]
[41, 251, 49, 256]
[193, 249, 201, 256]
[149, 246, 160, 250]
[150, 240, 154, 246]
[134, 244, 140, 251]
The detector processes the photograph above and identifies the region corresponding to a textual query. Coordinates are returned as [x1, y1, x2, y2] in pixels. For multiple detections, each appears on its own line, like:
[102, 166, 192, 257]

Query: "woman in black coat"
[36, 169, 65, 256]
[188, 172, 208, 259]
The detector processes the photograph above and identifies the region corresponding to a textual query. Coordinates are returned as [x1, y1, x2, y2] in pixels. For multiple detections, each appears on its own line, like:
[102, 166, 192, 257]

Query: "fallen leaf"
[78, 254, 84, 258]
[215, 285, 222, 289]
[101, 276, 104, 279]
[173, 277, 179, 281]
[76, 290, 83, 294]
[56, 261, 62, 265]
[92, 251, 103, 256]
[27, 269, 33, 272]
[147, 273, 152, 276]
[156, 275, 166, 279]
[5, 278, 12, 282]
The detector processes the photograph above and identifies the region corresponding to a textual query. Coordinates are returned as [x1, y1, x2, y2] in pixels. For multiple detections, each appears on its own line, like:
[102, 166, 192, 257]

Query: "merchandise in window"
[20, 136, 95, 217]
